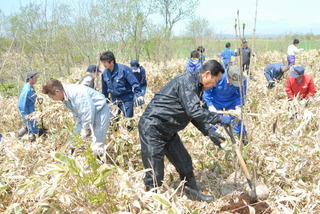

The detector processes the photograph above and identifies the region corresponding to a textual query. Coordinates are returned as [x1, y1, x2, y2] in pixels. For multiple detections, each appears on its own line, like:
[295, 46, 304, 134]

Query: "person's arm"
[293, 45, 303, 54]
[125, 69, 142, 97]
[231, 50, 237, 56]
[73, 90, 96, 131]
[18, 90, 28, 115]
[101, 73, 110, 101]
[286, 78, 295, 100]
[178, 81, 221, 126]
[305, 78, 316, 99]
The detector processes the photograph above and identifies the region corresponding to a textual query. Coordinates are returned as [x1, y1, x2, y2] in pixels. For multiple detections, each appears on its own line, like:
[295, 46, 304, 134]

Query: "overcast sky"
[1, 0, 319, 36]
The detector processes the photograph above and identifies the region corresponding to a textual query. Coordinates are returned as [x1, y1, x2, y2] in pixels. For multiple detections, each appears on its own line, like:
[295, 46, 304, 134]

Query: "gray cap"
[26, 71, 37, 81]
[227, 65, 242, 87]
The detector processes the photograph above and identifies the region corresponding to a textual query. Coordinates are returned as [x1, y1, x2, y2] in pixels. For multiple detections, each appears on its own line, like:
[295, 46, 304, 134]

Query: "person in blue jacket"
[17, 71, 39, 142]
[203, 65, 248, 145]
[42, 78, 110, 157]
[218, 42, 237, 69]
[264, 63, 290, 89]
[130, 60, 147, 99]
[186, 50, 202, 72]
[197, 46, 206, 65]
[100, 51, 143, 118]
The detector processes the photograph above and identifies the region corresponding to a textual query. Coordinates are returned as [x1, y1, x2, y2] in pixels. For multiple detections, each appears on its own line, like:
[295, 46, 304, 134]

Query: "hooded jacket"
[186, 59, 202, 72]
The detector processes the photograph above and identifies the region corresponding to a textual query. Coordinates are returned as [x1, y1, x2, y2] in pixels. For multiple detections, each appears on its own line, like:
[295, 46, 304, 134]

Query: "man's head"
[227, 65, 243, 87]
[130, 60, 140, 70]
[190, 50, 200, 59]
[26, 71, 38, 85]
[87, 65, 101, 74]
[242, 39, 248, 47]
[281, 65, 290, 73]
[290, 66, 305, 79]
[226, 42, 231, 48]
[100, 51, 116, 71]
[197, 46, 205, 55]
[42, 78, 65, 101]
[293, 39, 300, 45]
[200, 60, 224, 90]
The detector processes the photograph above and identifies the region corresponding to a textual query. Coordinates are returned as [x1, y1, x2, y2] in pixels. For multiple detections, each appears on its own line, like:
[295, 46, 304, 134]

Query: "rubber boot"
[182, 172, 214, 202]
[17, 126, 28, 138]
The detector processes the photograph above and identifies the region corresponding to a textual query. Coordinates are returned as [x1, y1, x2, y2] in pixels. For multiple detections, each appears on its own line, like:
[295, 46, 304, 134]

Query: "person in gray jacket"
[79, 65, 101, 89]
[42, 78, 110, 156]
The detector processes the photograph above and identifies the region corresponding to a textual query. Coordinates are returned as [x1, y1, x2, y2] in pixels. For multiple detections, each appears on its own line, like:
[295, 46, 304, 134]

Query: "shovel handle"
[224, 124, 252, 181]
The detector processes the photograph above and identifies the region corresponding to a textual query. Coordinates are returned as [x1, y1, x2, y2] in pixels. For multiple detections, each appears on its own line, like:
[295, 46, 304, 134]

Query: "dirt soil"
[219, 193, 271, 214]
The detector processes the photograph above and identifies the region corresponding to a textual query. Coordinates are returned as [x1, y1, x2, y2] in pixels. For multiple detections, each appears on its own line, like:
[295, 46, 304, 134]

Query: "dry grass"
[1, 51, 320, 213]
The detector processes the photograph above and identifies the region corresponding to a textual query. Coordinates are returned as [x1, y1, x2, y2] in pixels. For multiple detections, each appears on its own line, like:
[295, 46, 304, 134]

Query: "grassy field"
[0, 49, 320, 213]
[173, 37, 320, 59]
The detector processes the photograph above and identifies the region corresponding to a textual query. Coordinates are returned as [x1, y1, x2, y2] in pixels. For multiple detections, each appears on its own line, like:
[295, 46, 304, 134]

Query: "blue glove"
[221, 115, 231, 125]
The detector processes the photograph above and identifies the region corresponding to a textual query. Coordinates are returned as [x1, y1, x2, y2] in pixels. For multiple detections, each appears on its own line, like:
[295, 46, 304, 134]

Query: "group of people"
[16, 38, 315, 202]
[264, 39, 315, 102]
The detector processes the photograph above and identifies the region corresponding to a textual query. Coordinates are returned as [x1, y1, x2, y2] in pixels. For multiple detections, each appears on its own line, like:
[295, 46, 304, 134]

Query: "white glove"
[208, 106, 217, 112]
[235, 49, 238, 53]
[136, 96, 144, 106]
[235, 106, 242, 115]
[303, 110, 313, 121]
[300, 99, 307, 105]
[26, 112, 38, 120]
[227, 106, 242, 118]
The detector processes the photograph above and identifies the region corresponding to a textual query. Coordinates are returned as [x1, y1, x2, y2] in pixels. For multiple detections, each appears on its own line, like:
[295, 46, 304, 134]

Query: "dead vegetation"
[0, 51, 320, 213]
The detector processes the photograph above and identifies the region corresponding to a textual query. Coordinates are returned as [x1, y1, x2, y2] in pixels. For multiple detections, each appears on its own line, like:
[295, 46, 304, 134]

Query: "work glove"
[26, 112, 38, 120]
[267, 81, 275, 89]
[208, 129, 225, 148]
[208, 105, 217, 112]
[80, 129, 92, 141]
[221, 115, 231, 125]
[136, 96, 145, 106]
[300, 98, 307, 105]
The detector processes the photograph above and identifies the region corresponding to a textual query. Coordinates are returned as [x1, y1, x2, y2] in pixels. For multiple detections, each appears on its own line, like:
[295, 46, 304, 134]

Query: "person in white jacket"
[42, 78, 110, 156]
[287, 39, 303, 66]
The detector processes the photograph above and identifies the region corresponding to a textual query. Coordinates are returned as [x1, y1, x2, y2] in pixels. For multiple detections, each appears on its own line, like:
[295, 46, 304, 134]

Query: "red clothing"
[286, 74, 316, 100]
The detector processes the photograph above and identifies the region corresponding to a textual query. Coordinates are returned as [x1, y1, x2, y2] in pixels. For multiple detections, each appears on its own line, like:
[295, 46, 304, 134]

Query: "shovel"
[223, 124, 257, 203]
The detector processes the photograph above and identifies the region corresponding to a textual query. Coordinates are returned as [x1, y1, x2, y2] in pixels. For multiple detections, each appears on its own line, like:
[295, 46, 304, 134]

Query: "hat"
[87, 65, 101, 73]
[242, 39, 248, 43]
[26, 71, 37, 81]
[290, 66, 305, 78]
[130, 60, 139, 69]
[227, 65, 242, 87]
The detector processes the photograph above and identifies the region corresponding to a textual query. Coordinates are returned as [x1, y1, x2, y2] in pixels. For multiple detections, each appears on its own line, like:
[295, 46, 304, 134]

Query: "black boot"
[182, 172, 214, 202]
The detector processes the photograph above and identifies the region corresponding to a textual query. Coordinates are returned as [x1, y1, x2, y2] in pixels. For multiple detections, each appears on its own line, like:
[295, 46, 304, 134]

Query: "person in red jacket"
[286, 66, 316, 101]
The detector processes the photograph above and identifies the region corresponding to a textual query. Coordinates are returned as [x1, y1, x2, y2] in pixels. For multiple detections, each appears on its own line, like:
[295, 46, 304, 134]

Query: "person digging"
[138, 60, 231, 202]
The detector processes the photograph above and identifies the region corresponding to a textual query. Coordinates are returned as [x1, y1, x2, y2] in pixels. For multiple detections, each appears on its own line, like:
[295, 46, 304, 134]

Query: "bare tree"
[185, 16, 215, 46]
[155, 0, 197, 37]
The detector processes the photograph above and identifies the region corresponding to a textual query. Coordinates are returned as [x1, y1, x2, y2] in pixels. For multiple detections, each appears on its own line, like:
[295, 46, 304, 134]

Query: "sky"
[1, 0, 320, 36]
